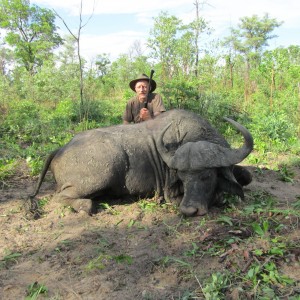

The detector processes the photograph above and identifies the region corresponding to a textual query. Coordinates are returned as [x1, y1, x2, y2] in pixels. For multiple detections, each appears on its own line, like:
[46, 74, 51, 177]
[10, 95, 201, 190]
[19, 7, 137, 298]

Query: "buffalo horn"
[157, 118, 253, 171]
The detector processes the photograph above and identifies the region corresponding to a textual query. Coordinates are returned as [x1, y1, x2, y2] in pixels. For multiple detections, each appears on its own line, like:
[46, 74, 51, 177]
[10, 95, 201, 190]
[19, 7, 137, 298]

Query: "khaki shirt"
[123, 93, 166, 123]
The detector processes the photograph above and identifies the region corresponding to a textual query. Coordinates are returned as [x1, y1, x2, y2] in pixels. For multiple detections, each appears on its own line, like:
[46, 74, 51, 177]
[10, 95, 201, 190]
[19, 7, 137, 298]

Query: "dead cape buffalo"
[30, 109, 253, 216]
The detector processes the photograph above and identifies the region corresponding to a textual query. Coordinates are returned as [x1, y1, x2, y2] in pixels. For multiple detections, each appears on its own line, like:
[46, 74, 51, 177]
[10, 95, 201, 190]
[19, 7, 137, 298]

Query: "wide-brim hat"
[129, 73, 157, 92]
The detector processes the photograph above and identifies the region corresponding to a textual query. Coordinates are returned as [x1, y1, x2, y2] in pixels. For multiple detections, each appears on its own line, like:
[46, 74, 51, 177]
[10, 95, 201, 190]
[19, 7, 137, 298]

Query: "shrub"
[248, 110, 297, 152]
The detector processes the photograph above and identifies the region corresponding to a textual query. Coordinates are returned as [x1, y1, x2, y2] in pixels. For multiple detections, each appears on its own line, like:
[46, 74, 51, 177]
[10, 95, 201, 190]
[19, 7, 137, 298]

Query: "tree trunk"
[269, 65, 275, 109]
[244, 60, 250, 103]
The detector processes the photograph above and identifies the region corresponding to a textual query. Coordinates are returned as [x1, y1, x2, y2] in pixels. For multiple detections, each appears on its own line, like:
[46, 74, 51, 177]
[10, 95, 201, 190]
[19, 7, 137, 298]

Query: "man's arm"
[152, 94, 166, 116]
[123, 100, 134, 124]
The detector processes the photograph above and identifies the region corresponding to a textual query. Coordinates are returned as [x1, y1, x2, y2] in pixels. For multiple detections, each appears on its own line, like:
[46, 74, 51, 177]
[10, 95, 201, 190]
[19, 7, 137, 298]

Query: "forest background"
[0, 0, 299, 179]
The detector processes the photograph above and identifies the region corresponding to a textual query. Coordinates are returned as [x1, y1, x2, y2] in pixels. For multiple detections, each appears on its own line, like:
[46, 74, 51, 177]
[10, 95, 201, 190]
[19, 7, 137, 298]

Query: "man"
[123, 74, 166, 124]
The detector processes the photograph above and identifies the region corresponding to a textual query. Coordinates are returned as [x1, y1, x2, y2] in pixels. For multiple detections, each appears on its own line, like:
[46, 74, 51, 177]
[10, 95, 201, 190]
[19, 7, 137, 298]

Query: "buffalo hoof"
[61, 198, 93, 215]
[72, 199, 93, 214]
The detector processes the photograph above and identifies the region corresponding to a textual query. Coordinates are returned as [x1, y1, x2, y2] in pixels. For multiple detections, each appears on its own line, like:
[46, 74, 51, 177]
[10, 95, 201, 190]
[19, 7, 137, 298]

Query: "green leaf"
[252, 222, 265, 236]
[217, 215, 233, 226]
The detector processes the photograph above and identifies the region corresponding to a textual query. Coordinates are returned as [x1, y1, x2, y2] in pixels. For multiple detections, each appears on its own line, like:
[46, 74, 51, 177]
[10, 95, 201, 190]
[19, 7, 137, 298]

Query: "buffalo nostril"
[180, 205, 198, 216]
[196, 207, 208, 216]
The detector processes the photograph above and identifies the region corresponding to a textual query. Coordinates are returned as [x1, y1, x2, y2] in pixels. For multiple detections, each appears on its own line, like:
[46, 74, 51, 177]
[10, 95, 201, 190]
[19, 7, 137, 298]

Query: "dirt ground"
[0, 162, 299, 300]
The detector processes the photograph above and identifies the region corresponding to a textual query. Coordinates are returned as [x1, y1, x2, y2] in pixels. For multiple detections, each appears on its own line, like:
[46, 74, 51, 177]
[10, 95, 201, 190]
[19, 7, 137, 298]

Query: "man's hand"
[139, 108, 151, 121]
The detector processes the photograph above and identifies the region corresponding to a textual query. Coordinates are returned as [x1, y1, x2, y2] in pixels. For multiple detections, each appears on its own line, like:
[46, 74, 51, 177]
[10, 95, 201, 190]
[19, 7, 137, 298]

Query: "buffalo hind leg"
[52, 194, 93, 214]
[53, 184, 94, 214]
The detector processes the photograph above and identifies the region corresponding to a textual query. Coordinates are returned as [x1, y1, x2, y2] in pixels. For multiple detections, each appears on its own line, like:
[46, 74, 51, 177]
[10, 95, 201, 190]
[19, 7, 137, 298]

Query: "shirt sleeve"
[152, 94, 166, 115]
[123, 101, 133, 123]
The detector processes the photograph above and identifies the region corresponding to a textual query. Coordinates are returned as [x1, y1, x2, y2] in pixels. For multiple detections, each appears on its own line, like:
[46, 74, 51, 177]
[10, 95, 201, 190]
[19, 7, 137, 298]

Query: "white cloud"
[33, 0, 300, 27]
[33, 0, 193, 15]
[80, 31, 147, 61]
[32, 0, 300, 62]
[204, 0, 300, 29]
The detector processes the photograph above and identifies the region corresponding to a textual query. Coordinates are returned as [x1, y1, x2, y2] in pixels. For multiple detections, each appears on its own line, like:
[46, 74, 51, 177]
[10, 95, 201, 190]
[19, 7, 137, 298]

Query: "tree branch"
[53, 9, 78, 41]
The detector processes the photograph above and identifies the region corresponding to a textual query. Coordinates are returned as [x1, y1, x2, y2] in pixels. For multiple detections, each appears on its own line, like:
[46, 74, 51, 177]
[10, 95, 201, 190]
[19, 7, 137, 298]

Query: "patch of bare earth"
[0, 163, 299, 299]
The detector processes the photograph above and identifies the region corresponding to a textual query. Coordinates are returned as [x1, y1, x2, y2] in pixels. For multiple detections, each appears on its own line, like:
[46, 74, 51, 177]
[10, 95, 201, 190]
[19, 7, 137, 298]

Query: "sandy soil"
[0, 162, 299, 299]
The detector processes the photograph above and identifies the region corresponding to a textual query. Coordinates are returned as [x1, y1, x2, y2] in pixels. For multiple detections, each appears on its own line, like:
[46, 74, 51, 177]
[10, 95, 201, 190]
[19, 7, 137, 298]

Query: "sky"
[32, 0, 300, 63]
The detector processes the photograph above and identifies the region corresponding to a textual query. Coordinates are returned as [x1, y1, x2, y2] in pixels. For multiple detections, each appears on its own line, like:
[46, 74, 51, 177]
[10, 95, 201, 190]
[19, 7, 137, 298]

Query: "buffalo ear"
[233, 165, 252, 186]
[217, 178, 244, 200]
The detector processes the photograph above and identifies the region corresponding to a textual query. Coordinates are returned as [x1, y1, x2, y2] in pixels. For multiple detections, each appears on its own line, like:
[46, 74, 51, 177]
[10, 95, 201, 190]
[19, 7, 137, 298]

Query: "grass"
[25, 282, 48, 299]
[147, 187, 300, 299]
[85, 254, 110, 271]
[278, 163, 295, 183]
[0, 251, 22, 269]
[0, 159, 18, 187]
[138, 199, 160, 212]
[198, 195, 299, 299]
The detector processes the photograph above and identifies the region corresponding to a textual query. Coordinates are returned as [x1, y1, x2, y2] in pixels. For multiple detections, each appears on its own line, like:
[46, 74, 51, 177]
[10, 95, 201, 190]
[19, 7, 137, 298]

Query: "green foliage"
[138, 199, 159, 212]
[33, 59, 80, 103]
[148, 12, 183, 75]
[37, 197, 49, 208]
[0, 0, 62, 72]
[25, 282, 48, 300]
[224, 13, 283, 62]
[216, 215, 234, 226]
[86, 98, 125, 126]
[113, 254, 133, 264]
[1, 99, 76, 151]
[2, 99, 40, 141]
[0, 250, 22, 269]
[246, 261, 294, 294]
[0, 159, 17, 181]
[184, 242, 200, 257]
[160, 256, 191, 269]
[278, 164, 295, 183]
[244, 191, 276, 214]
[202, 272, 230, 300]
[85, 253, 132, 272]
[26, 156, 43, 176]
[252, 220, 269, 237]
[2, 251, 22, 262]
[162, 78, 199, 109]
[98, 203, 119, 215]
[247, 109, 297, 153]
[85, 254, 111, 271]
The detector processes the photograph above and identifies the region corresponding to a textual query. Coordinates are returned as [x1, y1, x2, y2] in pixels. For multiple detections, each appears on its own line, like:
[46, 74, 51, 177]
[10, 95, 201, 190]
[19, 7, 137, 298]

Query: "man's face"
[135, 80, 149, 101]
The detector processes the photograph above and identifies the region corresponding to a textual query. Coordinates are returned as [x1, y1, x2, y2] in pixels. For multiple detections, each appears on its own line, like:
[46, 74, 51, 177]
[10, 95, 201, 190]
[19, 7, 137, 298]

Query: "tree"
[147, 9, 210, 83]
[148, 11, 183, 81]
[0, 44, 14, 76]
[226, 14, 283, 58]
[54, 0, 96, 123]
[0, 0, 63, 73]
[95, 53, 111, 77]
[259, 46, 300, 114]
[192, 0, 212, 77]
[223, 14, 283, 101]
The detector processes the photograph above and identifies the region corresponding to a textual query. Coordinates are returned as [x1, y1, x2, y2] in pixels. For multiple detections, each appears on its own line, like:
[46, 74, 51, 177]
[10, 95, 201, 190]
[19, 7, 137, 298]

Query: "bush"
[1, 100, 44, 146]
[248, 110, 297, 152]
